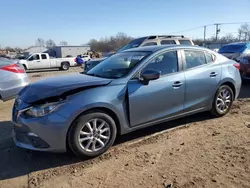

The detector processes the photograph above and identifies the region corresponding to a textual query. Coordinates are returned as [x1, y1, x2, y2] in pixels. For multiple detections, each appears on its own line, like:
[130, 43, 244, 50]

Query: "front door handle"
[172, 81, 183, 89]
[210, 72, 218, 77]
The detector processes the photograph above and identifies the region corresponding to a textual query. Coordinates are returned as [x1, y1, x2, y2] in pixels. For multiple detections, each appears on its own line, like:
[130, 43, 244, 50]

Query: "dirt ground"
[0, 67, 250, 188]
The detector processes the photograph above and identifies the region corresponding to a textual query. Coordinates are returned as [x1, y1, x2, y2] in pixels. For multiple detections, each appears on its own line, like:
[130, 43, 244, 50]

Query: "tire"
[210, 85, 234, 117]
[60, 62, 70, 71]
[22, 64, 27, 70]
[68, 111, 117, 158]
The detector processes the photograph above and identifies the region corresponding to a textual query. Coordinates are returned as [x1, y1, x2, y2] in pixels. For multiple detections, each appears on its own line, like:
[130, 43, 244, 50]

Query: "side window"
[41, 54, 47, 59]
[29, 55, 40, 61]
[142, 42, 157, 47]
[205, 52, 214, 63]
[142, 51, 178, 76]
[34, 55, 40, 60]
[179, 40, 192, 45]
[160, 40, 176, 45]
[184, 50, 206, 69]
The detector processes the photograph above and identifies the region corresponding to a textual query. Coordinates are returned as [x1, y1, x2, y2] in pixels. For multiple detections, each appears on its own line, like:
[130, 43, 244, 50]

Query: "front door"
[182, 50, 222, 111]
[27, 54, 41, 69]
[127, 50, 185, 127]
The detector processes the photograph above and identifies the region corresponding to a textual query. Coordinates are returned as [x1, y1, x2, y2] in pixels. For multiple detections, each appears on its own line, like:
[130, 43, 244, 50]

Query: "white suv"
[117, 35, 194, 52]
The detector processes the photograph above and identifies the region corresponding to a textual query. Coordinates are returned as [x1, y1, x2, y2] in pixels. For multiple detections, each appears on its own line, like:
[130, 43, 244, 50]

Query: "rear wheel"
[68, 111, 117, 158]
[210, 85, 234, 117]
[60, 62, 70, 70]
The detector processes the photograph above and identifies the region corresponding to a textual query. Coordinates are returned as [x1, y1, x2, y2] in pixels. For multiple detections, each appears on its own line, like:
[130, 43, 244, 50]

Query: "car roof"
[223, 42, 249, 46]
[121, 45, 208, 53]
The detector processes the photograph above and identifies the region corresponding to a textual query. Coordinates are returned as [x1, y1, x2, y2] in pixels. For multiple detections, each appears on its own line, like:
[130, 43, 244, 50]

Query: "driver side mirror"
[140, 69, 160, 85]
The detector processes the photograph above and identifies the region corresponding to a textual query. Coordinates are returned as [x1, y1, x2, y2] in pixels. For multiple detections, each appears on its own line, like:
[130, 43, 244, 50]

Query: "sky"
[0, 0, 250, 48]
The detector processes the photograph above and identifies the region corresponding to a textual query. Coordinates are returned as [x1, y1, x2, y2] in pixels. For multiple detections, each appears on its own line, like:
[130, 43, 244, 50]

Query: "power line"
[171, 22, 250, 34]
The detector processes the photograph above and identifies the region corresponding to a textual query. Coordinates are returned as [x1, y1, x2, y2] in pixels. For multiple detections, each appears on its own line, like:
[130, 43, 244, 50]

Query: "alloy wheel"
[216, 88, 232, 114]
[78, 118, 111, 152]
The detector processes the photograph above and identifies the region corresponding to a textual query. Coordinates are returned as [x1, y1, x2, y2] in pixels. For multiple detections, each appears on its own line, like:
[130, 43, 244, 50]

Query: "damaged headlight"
[25, 101, 65, 117]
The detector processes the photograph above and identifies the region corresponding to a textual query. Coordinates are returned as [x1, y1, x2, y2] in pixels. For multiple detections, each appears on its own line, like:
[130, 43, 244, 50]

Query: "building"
[53, 45, 90, 58]
[22, 46, 48, 57]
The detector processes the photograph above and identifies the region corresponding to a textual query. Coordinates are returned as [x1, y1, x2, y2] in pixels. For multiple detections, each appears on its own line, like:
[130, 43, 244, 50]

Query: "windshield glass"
[218, 44, 247, 53]
[116, 37, 147, 52]
[86, 51, 150, 78]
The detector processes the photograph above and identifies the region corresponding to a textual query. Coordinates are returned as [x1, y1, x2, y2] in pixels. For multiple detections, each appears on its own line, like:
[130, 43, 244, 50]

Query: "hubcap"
[63, 64, 68, 69]
[216, 88, 232, 113]
[78, 118, 111, 152]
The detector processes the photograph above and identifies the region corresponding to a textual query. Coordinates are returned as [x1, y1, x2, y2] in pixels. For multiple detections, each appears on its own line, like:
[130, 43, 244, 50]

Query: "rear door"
[182, 49, 221, 112]
[40, 54, 51, 68]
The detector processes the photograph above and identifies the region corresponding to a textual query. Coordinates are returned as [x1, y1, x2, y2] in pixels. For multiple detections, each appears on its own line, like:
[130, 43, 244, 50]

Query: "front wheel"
[210, 85, 234, 117]
[68, 111, 117, 158]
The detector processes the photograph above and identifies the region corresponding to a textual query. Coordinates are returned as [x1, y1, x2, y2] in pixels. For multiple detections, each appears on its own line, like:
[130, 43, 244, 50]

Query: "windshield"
[218, 44, 247, 53]
[86, 51, 150, 78]
[116, 37, 147, 52]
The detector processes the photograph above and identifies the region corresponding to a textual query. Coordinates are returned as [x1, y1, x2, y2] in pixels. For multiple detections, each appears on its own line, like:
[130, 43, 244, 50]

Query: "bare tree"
[46, 39, 56, 48]
[4, 46, 15, 52]
[35, 38, 45, 47]
[88, 32, 134, 52]
[238, 23, 250, 41]
[220, 33, 236, 42]
[59, 41, 68, 46]
[14, 47, 22, 52]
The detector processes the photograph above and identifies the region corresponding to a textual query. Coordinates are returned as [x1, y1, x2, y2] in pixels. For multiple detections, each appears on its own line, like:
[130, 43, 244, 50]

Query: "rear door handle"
[210, 72, 218, 77]
[172, 81, 183, 89]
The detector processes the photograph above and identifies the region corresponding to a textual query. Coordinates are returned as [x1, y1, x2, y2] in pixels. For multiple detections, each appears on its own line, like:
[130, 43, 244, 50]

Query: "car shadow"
[26, 69, 62, 73]
[0, 112, 212, 180]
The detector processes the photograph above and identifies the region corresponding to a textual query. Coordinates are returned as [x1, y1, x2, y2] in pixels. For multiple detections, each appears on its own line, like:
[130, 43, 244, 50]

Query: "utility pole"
[215, 24, 220, 41]
[203, 25, 206, 43]
[239, 30, 242, 41]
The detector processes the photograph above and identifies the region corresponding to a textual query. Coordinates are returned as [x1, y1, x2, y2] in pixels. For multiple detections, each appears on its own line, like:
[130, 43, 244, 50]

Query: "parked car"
[239, 55, 250, 79]
[86, 35, 195, 70]
[83, 57, 107, 72]
[117, 35, 194, 53]
[0, 58, 29, 101]
[18, 53, 77, 71]
[12, 45, 241, 157]
[218, 42, 250, 62]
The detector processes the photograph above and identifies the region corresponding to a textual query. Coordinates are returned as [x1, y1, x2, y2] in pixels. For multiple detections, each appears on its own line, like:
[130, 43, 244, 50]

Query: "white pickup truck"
[19, 53, 77, 71]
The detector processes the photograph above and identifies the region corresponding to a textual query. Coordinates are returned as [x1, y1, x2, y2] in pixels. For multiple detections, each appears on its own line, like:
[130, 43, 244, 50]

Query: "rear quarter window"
[179, 40, 192, 45]
[205, 52, 215, 63]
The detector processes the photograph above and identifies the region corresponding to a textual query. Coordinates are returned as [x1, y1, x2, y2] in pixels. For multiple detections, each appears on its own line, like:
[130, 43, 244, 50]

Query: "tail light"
[0, 63, 25, 73]
[233, 63, 240, 70]
[74, 58, 76, 62]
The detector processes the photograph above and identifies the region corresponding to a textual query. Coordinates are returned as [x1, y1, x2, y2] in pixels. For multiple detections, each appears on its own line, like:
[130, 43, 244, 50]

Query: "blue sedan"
[12, 45, 241, 157]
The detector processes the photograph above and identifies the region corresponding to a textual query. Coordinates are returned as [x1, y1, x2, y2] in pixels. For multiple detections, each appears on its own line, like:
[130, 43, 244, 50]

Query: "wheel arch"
[66, 106, 121, 151]
[217, 78, 236, 100]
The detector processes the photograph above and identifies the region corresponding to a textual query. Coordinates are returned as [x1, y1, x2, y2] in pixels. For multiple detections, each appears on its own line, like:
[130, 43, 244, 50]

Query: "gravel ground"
[0, 68, 250, 188]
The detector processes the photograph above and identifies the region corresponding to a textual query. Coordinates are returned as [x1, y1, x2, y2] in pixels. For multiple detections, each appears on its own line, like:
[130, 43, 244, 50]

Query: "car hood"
[19, 73, 112, 103]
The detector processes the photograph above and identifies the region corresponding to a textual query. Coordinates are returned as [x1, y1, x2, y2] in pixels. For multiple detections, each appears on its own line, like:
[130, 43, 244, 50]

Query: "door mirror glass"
[140, 69, 160, 85]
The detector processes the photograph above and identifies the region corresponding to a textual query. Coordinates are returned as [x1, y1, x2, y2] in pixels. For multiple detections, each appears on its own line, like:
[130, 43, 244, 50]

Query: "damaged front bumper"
[12, 105, 69, 153]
